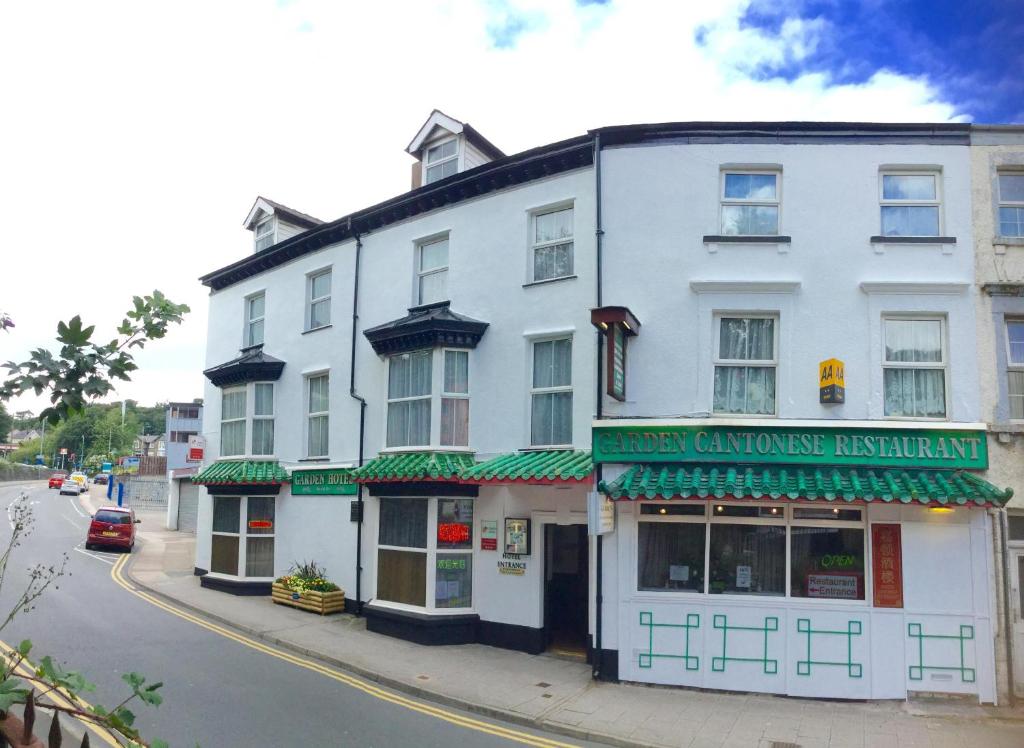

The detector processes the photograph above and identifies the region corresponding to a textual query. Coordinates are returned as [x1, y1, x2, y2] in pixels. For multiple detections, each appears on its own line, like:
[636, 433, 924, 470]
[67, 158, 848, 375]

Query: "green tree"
[0, 403, 12, 442]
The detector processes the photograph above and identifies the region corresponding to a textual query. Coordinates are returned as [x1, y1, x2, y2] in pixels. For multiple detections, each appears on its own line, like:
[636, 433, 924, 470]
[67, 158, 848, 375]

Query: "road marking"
[110, 556, 580, 748]
[68, 497, 88, 518]
[72, 545, 117, 565]
[0, 641, 122, 747]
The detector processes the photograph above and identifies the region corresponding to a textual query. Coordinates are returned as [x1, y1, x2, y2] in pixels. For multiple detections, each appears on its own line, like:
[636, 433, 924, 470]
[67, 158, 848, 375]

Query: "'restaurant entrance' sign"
[291, 468, 358, 495]
[592, 423, 987, 469]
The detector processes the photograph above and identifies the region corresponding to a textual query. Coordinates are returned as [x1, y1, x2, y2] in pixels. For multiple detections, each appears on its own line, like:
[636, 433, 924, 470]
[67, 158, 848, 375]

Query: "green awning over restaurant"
[192, 460, 289, 486]
[461, 450, 593, 485]
[352, 452, 476, 483]
[599, 464, 1013, 507]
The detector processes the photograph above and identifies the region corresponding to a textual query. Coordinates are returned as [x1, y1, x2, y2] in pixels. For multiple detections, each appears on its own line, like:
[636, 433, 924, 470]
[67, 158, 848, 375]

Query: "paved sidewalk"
[103, 500, 1024, 748]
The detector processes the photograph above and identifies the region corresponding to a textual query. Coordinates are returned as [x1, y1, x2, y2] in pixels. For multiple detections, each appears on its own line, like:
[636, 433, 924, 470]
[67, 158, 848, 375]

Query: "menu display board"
[871, 523, 904, 608]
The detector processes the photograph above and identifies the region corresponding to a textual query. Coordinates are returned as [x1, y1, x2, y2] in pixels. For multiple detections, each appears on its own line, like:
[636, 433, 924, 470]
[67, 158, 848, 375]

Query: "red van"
[86, 507, 139, 551]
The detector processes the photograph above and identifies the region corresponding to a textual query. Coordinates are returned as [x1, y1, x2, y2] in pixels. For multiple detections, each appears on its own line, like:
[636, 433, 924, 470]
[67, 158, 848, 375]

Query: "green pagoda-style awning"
[599, 464, 1013, 507]
[352, 452, 476, 483]
[192, 460, 289, 486]
[461, 450, 593, 485]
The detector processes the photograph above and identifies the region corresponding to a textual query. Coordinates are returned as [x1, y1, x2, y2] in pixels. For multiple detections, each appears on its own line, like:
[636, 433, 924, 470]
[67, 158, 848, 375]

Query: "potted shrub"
[272, 561, 345, 615]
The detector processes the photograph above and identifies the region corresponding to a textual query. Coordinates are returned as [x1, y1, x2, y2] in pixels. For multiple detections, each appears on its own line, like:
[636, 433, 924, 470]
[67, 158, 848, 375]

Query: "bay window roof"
[363, 301, 489, 355]
[203, 346, 285, 388]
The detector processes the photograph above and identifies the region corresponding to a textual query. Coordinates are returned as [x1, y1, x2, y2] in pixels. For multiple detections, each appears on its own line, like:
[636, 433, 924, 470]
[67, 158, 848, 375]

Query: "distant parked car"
[86, 507, 138, 551]
[48, 473, 68, 489]
[68, 472, 89, 492]
[58, 480, 83, 496]
[92, 473, 109, 485]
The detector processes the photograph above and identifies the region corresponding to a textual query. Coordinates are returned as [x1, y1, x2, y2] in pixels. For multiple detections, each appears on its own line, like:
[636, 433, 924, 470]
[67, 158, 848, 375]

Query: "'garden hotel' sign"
[291, 468, 358, 495]
[592, 424, 987, 470]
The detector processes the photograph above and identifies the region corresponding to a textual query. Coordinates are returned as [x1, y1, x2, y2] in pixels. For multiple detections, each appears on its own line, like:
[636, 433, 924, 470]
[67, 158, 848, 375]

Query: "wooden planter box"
[272, 582, 345, 615]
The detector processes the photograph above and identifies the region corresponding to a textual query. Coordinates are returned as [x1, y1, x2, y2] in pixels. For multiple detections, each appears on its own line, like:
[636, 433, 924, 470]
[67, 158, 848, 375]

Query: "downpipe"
[349, 222, 368, 615]
[593, 131, 605, 680]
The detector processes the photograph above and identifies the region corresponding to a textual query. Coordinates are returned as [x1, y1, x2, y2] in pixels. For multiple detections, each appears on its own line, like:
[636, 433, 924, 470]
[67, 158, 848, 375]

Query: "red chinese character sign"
[437, 523, 470, 544]
[871, 523, 903, 608]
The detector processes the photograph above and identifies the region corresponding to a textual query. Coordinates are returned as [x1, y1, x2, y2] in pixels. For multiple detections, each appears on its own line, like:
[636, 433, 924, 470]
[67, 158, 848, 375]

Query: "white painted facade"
[195, 163, 598, 622]
[193, 120, 1010, 703]
[594, 135, 1003, 702]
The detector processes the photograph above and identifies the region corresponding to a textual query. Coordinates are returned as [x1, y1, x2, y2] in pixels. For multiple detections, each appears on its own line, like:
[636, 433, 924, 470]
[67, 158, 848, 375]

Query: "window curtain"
[533, 339, 572, 388]
[379, 498, 428, 548]
[719, 318, 773, 360]
[443, 351, 468, 392]
[638, 523, 705, 592]
[713, 366, 776, 415]
[884, 320, 941, 362]
[884, 369, 946, 417]
[531, 392, 572, 445]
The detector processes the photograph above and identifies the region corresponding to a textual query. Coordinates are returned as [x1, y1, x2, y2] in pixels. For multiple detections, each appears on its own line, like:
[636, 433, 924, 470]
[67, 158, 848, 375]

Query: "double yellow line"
[110, 556, 579, 748]
[0, 640, 121, 746]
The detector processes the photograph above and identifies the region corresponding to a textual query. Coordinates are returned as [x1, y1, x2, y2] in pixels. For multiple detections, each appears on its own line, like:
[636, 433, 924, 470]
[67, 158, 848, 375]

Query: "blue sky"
[714, 0, 1024, 122]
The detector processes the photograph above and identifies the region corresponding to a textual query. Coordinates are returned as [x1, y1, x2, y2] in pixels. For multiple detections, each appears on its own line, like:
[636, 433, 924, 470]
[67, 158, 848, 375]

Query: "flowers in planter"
[275, 560, 341, 595]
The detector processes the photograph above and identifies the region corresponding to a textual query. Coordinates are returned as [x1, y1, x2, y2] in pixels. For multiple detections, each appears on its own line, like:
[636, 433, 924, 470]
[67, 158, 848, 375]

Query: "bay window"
[376, 497, 473, 611]
[387, 351, 432, 448]
[441, 351, 469, 447]
[252, 383, 274, 455]
[210, 496, 276, 579]
[220, 388, 246, 457]
[531, 338, 572, 446]
[385, 349, 471, 449]
[713, 316, 777, 416]
[883, 317, 947, 418]
[219, 382, 274, 457]
[636, 503, 867, 602]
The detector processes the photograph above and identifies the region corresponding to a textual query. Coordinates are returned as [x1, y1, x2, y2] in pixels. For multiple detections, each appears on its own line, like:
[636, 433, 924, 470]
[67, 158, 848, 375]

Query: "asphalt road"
[0, 482, 604, 748]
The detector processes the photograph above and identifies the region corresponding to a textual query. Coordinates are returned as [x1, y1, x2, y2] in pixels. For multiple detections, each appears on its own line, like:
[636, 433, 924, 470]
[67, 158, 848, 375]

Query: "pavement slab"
[109, 503, 1024, 748]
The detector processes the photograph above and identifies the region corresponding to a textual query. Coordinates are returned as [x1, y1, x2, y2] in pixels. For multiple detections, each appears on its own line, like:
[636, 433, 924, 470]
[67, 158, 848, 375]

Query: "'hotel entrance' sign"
[592, 423, 987, 470]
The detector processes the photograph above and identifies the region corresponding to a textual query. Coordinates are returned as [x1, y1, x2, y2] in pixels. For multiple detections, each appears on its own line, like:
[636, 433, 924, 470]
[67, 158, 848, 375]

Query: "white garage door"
[177, 479, 199, 534]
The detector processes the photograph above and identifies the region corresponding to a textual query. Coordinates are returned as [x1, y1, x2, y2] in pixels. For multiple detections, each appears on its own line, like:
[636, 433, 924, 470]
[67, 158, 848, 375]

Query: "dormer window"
[254, 218, 275, 251]
[425, 140, 458, 184]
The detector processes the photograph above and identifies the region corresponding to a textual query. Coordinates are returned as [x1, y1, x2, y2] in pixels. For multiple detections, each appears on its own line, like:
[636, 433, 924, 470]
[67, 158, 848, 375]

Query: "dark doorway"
[544, 523, 588, 657]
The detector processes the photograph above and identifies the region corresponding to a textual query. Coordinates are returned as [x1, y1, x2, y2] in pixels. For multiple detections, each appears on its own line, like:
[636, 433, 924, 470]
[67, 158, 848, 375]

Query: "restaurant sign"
[291, 468, 358, 495]
[592, 423, 987, 469]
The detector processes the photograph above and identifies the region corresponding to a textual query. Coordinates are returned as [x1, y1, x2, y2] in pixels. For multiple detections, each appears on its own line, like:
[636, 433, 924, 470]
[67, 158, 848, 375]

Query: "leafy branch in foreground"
[0, 291, 189, 424]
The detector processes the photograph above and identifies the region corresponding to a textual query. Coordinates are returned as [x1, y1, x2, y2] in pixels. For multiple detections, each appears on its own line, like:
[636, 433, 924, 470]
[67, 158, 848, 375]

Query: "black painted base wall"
[478, 620, 545, 654]
[199, 575, 272, 596]
[365, 605, 479, 646]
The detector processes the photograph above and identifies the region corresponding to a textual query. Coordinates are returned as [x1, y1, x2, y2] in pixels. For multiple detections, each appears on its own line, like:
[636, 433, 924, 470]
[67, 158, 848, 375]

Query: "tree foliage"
[1, 292, 189, 424]
[0, 403, 12, 443]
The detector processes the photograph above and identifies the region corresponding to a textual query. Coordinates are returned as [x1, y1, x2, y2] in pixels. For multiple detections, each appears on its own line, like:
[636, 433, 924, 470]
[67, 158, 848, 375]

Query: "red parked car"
[48, 473, 67, 489]
[85, 507, 139, 551]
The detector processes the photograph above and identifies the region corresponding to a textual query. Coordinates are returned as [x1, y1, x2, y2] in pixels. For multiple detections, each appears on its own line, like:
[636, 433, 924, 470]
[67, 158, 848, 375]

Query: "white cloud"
[0, 0, 959, 416]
